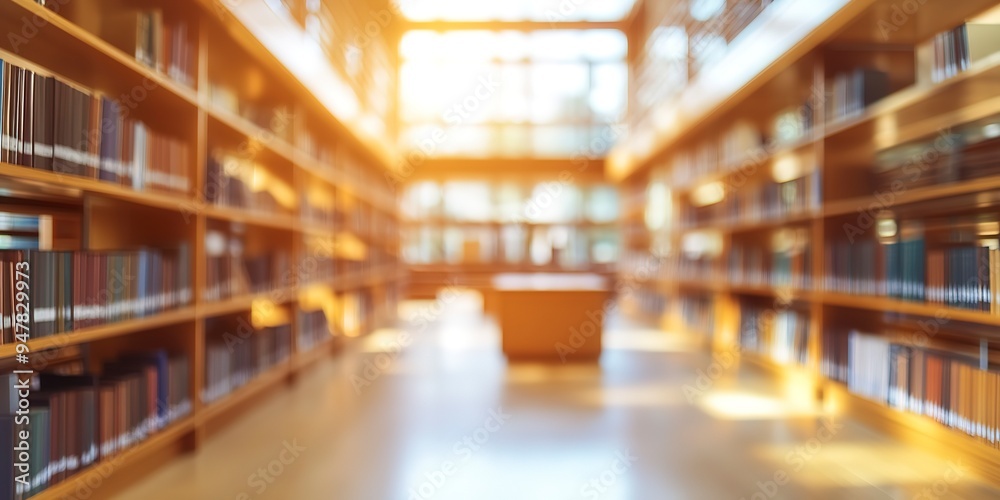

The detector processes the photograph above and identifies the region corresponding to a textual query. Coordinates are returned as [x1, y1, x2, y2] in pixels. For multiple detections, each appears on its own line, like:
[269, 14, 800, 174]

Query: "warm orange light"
[251, 299, 290, 328]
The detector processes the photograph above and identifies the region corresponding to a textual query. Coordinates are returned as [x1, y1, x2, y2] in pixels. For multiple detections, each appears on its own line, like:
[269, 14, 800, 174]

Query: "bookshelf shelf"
[0, 0, 201, 106]
[673, 134, 820, 194]
[197, 287, 299, 318]
[0, 162, 196, 211]
[202, 205, 300, 231]
[0, 307, 198, 359]
[676, 211, 819, 236]
[820, 292, 1000, 327]
[27, 416, 199, 500]
[823, 49, 1000, 144]
[824, 173, 1000, 218]
[824, 380, 1000, 485]
[0, 0, 401, 497]
[620, 0, 1000, 483]
[204, 106, 297, 159]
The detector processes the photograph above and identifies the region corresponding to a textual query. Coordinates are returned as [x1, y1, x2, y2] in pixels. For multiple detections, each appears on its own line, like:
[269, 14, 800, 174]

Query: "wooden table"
[491, 273, 611, 362]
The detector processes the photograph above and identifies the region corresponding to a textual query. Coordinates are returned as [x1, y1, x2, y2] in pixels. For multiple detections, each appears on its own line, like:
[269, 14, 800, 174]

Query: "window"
[398, 30, 628, 158]
[395, 0, 636, 22]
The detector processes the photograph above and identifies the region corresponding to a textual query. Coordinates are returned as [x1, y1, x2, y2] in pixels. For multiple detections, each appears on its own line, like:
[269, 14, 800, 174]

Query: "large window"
[395, 0, 636, 22]
[399, 30, 628, 158]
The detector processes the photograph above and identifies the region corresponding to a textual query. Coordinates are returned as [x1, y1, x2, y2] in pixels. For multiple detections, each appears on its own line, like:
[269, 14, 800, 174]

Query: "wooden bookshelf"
[618, 0, 1000, 484]
[0, 0, 401, 497]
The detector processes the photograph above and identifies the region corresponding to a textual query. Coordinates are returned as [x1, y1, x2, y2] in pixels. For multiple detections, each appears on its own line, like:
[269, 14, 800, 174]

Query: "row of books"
[0, 247, 192, 343]
[0, 59, 190, 193]
[627, 289, 668, 318]
[824, 240, 881, 296]
[738, 303, 810, 366]
[925, 22, 1000, 83]
[205, 150, 289, 215]
[680, 294, 714, 335]
[728, 244, 812, 290]
[204, 83, 394, 212]
[203, 228, 289, 302]
[337, 254, 397, 280]
[204, 251, 292, 302]
[669, 103, 814, 191]
[925, 245, 996, 312]
[825, 238, 1000, 312]
[208, 84, 294, 143]
[847, 330, 1000, 446]
[821, 326, 850, 383]
[672, 126, 764, 189]
[1, 351, 191, 499]
[204, 86, 393, 210]
[681, 172, 820, 229]
[666, 255, 722, 283]
[297, 309, 331, 352]
[874, 116, 1000, 193]
[102, 9, 195, 88]
[96, 97, 190, 193]
[202, 321, 293, 404]
[295, 130, 331, 168]
[826, 67, 890, 122]
[301, 198, 337, 228]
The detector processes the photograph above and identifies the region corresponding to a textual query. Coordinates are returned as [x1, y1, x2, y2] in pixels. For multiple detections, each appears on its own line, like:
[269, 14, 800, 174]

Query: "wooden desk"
[492, 273, 611, 362]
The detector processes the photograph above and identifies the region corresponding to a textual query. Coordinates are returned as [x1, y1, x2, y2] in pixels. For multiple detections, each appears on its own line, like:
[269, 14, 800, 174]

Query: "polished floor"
[121, 294, 1000, 499]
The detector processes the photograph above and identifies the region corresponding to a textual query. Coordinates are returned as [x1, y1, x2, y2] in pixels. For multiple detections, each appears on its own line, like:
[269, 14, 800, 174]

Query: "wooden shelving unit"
[0, 0, 401, 497]
[618, 0, 1000, 485]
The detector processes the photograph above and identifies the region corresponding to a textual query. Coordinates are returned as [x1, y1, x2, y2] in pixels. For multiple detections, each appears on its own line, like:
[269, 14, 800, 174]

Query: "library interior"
[5, 0, 1000, 498]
